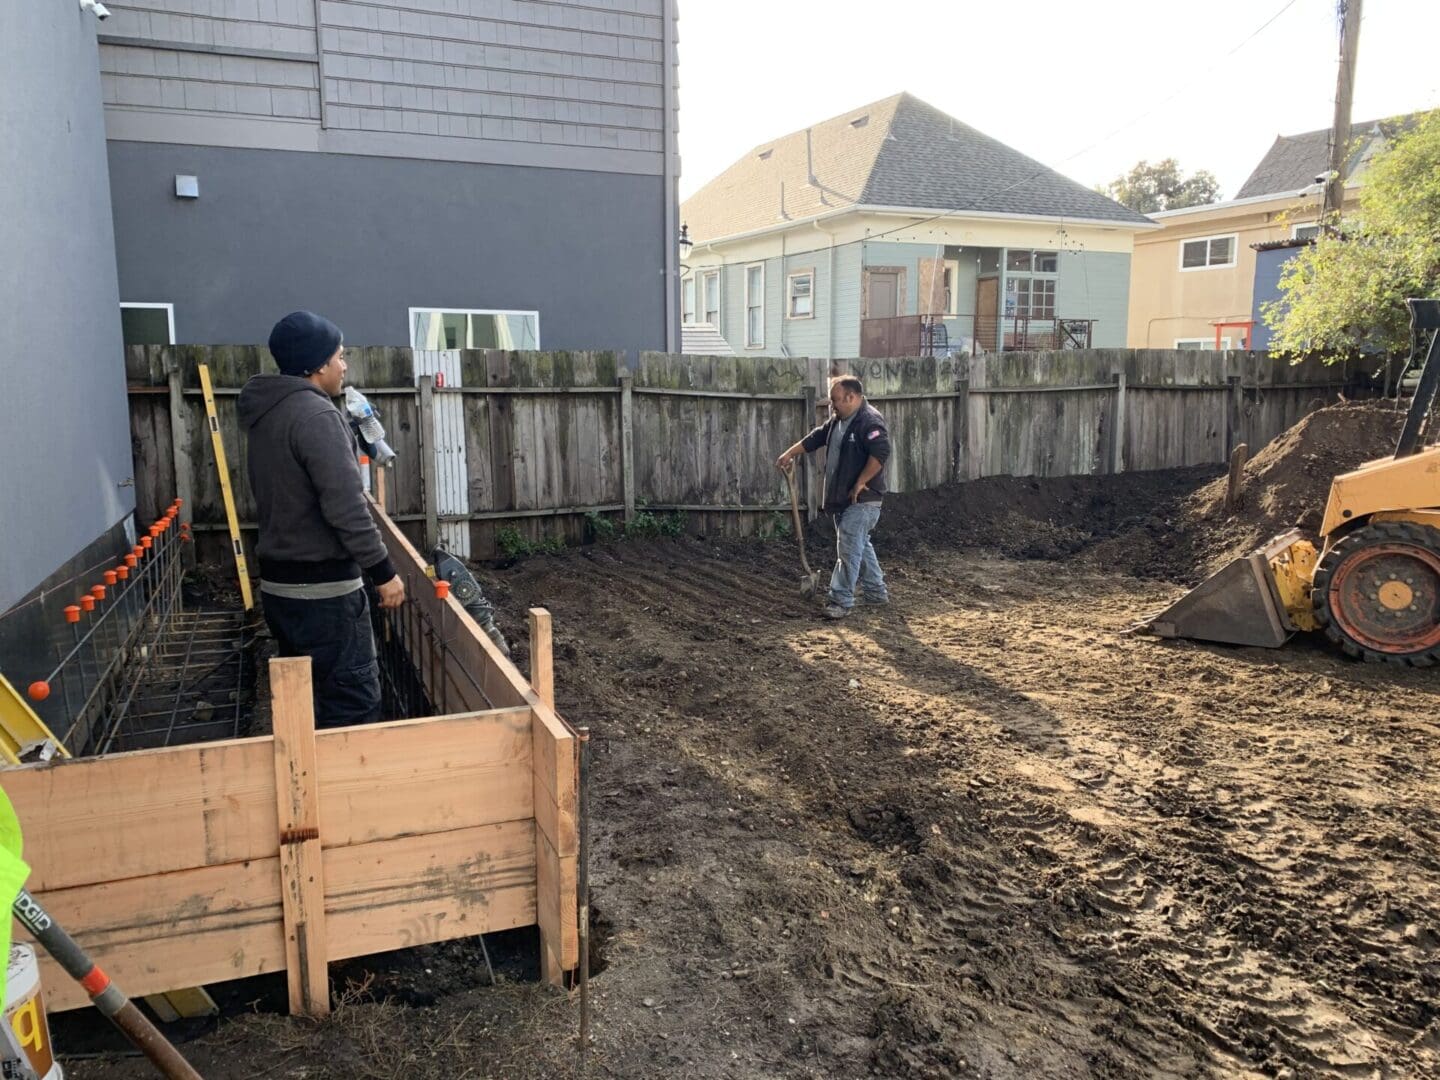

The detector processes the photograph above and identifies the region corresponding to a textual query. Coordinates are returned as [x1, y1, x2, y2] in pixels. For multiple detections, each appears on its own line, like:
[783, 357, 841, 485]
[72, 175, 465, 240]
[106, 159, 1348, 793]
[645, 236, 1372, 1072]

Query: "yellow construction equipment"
[1148, 298, 1440, 666]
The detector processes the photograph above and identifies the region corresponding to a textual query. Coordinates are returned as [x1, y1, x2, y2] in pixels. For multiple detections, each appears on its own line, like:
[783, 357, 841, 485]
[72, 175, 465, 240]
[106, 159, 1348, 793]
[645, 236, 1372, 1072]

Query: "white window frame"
[407, 307, 541, 350]
[942, 259, 961, 316]
[1175, 337, 1232, 350]
[120, 302, 175, 344]
[699, 269, 720, 326]
[786, 268, 815, 320]
[744, 262, 765, 348]
[1178, 234, 1238, 272]
[682, 276, 696, 324]
[1290, 222, 1321, 240]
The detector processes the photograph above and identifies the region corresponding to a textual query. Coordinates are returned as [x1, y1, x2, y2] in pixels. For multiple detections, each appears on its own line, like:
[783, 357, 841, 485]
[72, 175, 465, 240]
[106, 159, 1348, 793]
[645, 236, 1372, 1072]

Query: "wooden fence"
[126, 346, 1372, 560]
[2, 499, 579, 1013]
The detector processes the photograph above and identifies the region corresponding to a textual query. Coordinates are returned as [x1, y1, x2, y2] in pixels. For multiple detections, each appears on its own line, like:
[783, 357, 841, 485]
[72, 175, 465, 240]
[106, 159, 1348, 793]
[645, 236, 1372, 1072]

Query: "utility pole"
[1322, 0, 1363, 228]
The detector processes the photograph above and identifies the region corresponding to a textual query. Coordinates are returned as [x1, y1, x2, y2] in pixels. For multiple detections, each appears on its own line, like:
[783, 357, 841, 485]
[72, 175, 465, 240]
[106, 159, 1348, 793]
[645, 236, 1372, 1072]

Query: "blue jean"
[830, 502, 887, 609]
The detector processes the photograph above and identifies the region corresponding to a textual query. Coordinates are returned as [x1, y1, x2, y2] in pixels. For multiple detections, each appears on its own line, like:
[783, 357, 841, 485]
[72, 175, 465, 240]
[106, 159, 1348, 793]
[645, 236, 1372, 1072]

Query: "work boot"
[823, 603, 850, 620]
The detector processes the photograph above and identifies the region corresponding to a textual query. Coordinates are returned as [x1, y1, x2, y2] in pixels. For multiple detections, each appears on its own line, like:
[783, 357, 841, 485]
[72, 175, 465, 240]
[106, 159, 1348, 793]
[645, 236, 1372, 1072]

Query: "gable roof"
[682, 93, 1151, 243]
[1235, 114, 1423, 199]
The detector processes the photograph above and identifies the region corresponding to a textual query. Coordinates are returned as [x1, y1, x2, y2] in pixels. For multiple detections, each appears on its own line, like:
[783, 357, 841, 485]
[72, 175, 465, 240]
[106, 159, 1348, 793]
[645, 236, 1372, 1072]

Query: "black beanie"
[268, 311, 343, 376]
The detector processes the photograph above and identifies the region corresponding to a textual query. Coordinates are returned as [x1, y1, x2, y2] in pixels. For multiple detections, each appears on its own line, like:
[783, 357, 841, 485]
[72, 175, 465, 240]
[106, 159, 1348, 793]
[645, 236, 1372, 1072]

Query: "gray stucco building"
[102, 0, 681, 354]
[1, 0, 679, 620]
[1, 2, 135, 616]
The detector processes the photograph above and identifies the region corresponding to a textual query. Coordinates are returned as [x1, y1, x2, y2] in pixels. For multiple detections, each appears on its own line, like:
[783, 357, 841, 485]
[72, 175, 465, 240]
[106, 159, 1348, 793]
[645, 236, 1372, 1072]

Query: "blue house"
[679, 93, 1154, 359]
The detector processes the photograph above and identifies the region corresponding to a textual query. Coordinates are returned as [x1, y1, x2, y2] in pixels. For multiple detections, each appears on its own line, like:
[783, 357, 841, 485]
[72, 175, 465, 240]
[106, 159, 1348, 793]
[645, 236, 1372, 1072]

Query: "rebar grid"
[30, 505, 256, 757]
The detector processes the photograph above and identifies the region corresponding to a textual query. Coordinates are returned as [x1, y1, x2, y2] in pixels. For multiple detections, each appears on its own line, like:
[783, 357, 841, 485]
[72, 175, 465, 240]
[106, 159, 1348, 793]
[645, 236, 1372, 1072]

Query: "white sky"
[676, 0, 1440, 204]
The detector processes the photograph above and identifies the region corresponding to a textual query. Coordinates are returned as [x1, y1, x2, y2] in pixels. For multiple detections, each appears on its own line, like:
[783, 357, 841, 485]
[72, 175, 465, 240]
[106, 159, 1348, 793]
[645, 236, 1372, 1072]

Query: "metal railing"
[975, 316, 1095, 351]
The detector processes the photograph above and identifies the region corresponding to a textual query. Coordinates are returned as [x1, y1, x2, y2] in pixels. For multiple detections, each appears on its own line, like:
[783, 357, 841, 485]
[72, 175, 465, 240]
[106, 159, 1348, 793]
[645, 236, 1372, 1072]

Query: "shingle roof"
[681, 93, 1150, 242]
[1235, 115, 1423, 199]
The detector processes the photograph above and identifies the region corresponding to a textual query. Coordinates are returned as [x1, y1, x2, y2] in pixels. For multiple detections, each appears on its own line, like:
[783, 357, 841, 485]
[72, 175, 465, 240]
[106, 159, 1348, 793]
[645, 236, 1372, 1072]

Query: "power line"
[690, 0, 1308, 266]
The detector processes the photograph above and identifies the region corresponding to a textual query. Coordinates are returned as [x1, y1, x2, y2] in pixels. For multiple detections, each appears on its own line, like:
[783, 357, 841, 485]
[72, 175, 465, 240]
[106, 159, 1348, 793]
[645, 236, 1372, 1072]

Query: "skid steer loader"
[1146, 298, 1440, 666]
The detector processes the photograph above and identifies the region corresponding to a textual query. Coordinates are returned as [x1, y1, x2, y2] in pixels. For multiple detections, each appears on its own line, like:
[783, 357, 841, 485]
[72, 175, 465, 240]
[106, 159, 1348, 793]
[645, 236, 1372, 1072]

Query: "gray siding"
[1, 4, 135, 611]
[99, 0, 673, 173]
[108, 141, 666, 352]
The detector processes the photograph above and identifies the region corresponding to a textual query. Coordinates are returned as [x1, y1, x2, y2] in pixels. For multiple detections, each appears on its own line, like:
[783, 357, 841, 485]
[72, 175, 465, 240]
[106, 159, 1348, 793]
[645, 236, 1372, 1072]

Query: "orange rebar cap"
[434, 580, 451, 599]
[27, 681, 50, 702]
[103, 570, 117, 586]
[141, 537, 152, 550]
[80, 596, 95, 612]
[125, 554, 138, 567]
[165, 507, 177, 519]
[91, 585, 106, 601]
[173, 498, 184, 508]
[116, 565, 129, 580]
[64, 605, 81, 624]
[149, 524, 161, 538]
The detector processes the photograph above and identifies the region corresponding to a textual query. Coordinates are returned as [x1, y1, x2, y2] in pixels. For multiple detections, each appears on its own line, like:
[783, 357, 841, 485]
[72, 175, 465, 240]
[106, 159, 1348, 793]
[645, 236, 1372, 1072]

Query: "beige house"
[1126, 118, 1404, 350]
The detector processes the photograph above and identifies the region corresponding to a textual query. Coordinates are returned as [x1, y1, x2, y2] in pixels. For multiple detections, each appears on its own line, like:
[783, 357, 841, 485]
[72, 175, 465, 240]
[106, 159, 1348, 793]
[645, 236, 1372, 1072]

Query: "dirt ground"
[64, 404, 1439, 1080]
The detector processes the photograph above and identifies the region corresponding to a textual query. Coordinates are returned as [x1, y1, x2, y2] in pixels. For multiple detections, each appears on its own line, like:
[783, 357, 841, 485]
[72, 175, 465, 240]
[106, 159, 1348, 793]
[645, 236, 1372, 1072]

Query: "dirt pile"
[1089, 401, 1407, 581]
[876, 467, 1218, 563]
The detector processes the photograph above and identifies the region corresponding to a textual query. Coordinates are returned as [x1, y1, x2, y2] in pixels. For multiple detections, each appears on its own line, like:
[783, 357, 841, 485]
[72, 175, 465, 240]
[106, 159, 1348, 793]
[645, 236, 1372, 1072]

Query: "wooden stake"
[270, 657, 330, 1018]
[374, 462, 387, 514]
[1226, 443, 1249, 513]
[528, 608, 554, 710]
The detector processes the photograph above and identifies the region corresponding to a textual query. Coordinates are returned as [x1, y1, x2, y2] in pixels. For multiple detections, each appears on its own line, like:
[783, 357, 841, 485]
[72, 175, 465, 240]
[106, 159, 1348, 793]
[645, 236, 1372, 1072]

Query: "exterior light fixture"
[175, 175, 199, 199]
[678, 223, 693, 260]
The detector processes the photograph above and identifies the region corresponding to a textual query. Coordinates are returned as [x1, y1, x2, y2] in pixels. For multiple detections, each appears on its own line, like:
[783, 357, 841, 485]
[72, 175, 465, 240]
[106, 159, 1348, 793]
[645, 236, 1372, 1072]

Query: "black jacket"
[802, 401, 891, 513]
[237, 375, 395, 585]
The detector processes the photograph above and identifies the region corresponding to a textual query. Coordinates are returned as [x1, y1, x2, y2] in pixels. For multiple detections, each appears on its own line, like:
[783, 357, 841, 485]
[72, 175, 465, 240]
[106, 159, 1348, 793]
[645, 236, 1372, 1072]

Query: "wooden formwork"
[0, 501, 579, 1014]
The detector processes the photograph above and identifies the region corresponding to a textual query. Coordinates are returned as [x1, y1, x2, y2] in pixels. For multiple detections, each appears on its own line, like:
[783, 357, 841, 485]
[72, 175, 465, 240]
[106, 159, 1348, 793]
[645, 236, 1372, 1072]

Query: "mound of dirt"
[1090, 401, 1407, 581]
[877, 467, 1219, 563]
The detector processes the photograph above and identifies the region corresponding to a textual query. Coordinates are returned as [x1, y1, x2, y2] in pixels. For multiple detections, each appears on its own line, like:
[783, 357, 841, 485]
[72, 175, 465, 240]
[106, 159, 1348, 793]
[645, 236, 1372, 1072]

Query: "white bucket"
[3, 945, 62, 1080]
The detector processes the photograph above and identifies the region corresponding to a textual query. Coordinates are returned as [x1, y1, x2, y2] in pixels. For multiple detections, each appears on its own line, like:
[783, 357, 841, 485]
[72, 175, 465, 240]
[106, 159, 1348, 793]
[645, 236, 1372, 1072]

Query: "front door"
[975, 278, 999, 352]
[867, 271, 899, 319]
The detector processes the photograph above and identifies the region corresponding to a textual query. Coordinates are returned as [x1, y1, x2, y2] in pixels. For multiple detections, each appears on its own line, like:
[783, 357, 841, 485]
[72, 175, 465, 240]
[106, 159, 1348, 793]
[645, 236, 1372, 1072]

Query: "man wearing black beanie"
[238, 311, 405, 727]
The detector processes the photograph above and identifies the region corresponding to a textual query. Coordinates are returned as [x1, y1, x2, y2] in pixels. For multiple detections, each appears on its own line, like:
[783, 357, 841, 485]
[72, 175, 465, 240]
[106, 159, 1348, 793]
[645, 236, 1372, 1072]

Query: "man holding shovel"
[776, 375, 891, 619]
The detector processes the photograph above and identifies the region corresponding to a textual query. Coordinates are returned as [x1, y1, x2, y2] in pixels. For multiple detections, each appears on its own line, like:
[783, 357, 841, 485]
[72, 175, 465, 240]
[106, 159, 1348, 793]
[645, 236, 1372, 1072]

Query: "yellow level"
[0, 674, 70, 765]
[198, 364, 254, 611]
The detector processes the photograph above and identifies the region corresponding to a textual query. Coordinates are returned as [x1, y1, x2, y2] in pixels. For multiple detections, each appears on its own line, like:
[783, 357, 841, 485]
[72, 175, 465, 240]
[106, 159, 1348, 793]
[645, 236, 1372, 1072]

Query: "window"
[1175, 337, 1231, 350]
[787, 269, 814, 319]
[1179, 235, 1237, 271]
[1005, 250, 1058, 274]
[409, 309, 540, 350]
[700, 270, 720, 325]
[942, 260, 960, 315]
[120, 302, 175, 345]
[1291, 222, 1321, 241]
[1009, 278, 1056, 319]
[745, 263, 765, 347]
[682, 277, 696, 324]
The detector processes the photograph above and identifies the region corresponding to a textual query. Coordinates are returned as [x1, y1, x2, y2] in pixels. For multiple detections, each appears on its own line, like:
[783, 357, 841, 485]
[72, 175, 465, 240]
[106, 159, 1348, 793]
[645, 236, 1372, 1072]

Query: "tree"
[1265, 109, 1440, 359]
[1101, 159, 1220, 213]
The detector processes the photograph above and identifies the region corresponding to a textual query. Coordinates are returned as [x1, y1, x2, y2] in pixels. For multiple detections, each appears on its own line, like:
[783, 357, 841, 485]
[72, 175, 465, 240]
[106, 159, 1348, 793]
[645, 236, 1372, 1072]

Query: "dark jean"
[261, 588, 382, 728]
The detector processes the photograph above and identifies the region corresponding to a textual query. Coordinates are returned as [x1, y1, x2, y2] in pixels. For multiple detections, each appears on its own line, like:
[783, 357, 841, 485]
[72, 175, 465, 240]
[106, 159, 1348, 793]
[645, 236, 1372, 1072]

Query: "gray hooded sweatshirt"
[237, 375, 394, 586]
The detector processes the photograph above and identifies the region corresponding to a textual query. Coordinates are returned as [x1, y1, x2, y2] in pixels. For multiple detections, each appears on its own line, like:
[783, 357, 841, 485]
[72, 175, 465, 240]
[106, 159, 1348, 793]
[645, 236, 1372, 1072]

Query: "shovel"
[781, 463, 823, 598]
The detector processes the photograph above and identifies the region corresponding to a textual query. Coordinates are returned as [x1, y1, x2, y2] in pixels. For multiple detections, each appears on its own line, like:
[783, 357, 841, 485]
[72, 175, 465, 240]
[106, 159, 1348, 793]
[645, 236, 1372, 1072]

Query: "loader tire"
[1312, 521, 1440, 666]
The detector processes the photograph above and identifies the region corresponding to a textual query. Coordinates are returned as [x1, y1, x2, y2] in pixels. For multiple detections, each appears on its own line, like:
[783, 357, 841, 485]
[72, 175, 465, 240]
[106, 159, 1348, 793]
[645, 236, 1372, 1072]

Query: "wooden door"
[867, 272, 899, 319]
[975, 278, 999, 352]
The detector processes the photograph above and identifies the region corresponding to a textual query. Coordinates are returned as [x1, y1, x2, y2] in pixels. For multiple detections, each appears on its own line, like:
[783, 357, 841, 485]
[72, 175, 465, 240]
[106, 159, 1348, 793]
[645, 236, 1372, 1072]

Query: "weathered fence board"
[126, 346, 1373, 559]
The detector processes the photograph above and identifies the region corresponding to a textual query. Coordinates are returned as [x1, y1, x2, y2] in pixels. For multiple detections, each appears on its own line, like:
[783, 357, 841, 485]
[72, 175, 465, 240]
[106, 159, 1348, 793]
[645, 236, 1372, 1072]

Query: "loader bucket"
[1145, 530, 1304, 648]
